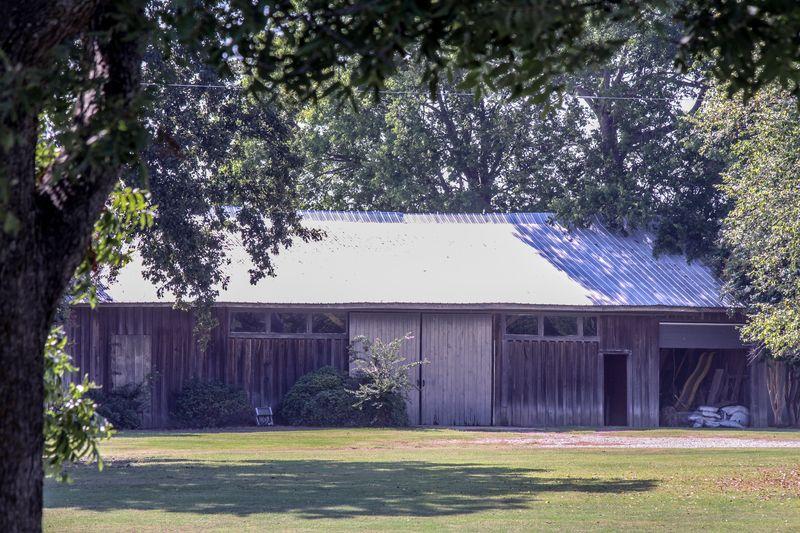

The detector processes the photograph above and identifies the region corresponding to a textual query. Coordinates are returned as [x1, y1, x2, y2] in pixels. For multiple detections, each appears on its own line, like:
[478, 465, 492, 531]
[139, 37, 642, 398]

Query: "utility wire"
[143, 82, 232, 89]
[573, 94, 671, 102]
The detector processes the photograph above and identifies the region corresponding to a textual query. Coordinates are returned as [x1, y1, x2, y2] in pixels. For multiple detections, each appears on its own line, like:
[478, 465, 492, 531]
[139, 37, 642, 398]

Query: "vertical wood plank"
[420, 314, 492, 426]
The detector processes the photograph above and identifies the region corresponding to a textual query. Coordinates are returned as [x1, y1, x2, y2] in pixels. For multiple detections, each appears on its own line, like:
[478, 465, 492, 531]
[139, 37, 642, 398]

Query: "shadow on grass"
[46, 459, 656, 519]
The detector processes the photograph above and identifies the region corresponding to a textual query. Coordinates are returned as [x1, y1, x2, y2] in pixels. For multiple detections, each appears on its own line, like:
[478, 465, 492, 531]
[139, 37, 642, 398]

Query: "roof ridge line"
[298, 210, 555, 224]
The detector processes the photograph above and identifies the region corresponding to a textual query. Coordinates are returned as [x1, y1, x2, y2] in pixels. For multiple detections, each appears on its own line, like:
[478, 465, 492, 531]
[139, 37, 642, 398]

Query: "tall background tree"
[133, 50, 317, 331]
[295, 66, 578, 212]
[693, 85, 800, 425]
[295, 15, 726, 260]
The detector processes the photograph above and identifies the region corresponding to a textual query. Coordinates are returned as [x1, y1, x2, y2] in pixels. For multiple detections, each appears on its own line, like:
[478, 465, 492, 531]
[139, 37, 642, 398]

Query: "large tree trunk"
[0, 3, 144, 529]
[767, 359, 800, 427]
[0, 109, 49, 531]
[0, 254, 56, 531]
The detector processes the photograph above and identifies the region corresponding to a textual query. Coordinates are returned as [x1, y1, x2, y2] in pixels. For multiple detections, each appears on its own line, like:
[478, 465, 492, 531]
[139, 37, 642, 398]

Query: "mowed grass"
[44, 428, 800, 532]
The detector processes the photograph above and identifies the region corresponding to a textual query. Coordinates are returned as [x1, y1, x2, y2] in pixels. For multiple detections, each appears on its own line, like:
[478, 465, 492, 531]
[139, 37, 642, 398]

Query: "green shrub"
[279, 366, 357, 426]
[299, 387, 357, 426]
[88, 382, 150, 430]
[171, 379, 252, 428]
[353, 377, 409, 426]
[279, 363, 410, 427]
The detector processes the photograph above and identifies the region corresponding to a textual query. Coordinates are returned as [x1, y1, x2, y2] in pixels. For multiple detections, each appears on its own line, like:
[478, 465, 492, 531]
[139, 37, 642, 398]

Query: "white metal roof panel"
[104, 211, 729, 308]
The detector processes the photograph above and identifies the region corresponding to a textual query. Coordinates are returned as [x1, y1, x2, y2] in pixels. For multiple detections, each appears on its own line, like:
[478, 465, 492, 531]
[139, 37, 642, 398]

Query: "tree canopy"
[131, 51, 318, 319]
[295, 66, 572, 213]
[694, 85, 800, 365]
[295, 16, 726, 260]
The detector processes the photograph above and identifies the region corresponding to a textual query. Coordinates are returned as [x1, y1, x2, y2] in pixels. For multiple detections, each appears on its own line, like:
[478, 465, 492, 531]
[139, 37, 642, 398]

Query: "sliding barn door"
[109, 333, 152, 427]
[109, 334, 151, 389]
[421, 314, 492, 426]
[349, 312, 422, 424]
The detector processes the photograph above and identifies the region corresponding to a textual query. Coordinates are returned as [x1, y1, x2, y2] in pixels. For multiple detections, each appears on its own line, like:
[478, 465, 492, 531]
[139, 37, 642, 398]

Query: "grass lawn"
[44, 428, 800, 532]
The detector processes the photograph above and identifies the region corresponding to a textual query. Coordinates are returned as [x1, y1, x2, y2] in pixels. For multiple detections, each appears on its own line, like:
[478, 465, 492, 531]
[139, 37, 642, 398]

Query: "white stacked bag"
[688, 405, 750, 428]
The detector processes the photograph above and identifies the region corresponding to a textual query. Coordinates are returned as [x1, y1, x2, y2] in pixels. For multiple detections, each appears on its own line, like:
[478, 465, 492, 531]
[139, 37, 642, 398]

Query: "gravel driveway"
[463, 433, 800, 448]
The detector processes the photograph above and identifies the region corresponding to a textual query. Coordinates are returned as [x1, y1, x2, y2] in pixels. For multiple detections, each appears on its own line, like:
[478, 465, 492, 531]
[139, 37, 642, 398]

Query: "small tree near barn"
[350, 334, 426, 426]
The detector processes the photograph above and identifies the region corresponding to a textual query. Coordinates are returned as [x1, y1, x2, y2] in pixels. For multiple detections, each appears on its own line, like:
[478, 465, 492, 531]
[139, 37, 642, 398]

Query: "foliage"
[279, 365, 410, 427]
[294, 16, 726, 261]
[130, 50, 318, 314]
[350, 334, 423, 426]
[88, 381, 151, 430]
[693, 85, 800, 364]
[677, 1, 800, 100]
[72, 186, 155, 305]
[171, 379, 252, 428]
[279, 367, 360, 426]
[548, 14, 728, 261]
[43, 328, 112, 482]
[295, 65, 573, 212]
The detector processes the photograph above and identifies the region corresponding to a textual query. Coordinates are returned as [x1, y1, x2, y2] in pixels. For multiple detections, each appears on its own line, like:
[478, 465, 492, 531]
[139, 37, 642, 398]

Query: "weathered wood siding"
[67, 306, 346, 427]
[349, 312, 422, 424]
[598, 315, 660, 428]
[495, 315, 661, 428]
[109, 334, 152, 390]
[109, 334, 153, 426]
[225, 337, 348, 412]
[494, 339, 602, 426]
[66, 306, 770, 429]
[420, 314, 492, 426]
[67, 306, 200, 428]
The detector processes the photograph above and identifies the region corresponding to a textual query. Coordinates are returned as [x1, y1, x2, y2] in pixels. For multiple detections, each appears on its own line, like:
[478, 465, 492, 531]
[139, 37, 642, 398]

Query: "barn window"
[271, 312, 308, 333]
[230, 310, 348, 337]
[583, 317, 598, 336]
[506, 315, 538, 335]
[312, 312, 347, 334]
[543, 316, 579, 337]
[230, 311, 268, 333]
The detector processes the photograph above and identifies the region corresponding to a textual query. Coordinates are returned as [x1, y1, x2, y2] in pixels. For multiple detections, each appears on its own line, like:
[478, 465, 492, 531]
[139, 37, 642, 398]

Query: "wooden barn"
[67, 212, 771, 428]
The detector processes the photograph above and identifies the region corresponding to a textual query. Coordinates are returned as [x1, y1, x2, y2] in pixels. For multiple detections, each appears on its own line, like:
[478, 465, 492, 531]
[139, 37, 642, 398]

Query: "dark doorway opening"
[604, 353, 628, 426]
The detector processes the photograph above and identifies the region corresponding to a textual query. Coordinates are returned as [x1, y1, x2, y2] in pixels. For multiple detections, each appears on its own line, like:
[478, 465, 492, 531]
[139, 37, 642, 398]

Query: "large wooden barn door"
[109, 334, 151, 389]
[421, 314, 492, 426]
[109, 333, 152, 427]
[349, 312, 422, 424]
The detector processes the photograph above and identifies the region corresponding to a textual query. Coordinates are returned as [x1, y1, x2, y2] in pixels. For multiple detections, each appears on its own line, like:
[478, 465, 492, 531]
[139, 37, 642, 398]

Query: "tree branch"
[1, 0, 103, 67]
[34, 2, 145, 297]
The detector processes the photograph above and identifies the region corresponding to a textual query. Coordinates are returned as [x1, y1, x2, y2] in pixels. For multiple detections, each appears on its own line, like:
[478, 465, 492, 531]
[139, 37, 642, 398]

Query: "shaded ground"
[51, 458, 653, 520]
[45, 428, 800, 531]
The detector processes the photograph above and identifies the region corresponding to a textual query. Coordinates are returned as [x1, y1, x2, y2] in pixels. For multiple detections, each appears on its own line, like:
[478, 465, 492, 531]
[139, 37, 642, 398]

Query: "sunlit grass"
[45, 427, 800, 532]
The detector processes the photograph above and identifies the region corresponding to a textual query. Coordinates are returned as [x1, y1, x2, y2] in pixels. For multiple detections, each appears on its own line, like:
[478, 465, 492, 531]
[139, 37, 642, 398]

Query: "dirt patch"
[718, 468, 800, 498]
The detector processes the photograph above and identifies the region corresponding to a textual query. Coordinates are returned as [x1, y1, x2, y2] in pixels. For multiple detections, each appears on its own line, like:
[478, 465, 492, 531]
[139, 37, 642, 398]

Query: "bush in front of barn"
[88, 382, 150, 430]
[350, 334, 421, 426]
[278, 367, 359, 426]
[171, 379, 252, 428]
[278, 366, 409, 426]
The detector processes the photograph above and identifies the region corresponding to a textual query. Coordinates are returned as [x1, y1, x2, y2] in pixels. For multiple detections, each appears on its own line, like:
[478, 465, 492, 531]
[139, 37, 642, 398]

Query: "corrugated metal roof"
[104, 211, 730, 308]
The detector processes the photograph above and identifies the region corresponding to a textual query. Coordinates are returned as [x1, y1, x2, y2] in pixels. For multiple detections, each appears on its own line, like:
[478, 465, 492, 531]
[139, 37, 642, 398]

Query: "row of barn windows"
[230, 310, 597, 339]
[230, 311, 347, 336]
[505, 315, 598, 338]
